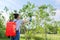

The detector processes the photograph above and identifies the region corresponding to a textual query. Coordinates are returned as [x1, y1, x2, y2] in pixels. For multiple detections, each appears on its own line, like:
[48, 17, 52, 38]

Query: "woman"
[11, 13, 26, 40]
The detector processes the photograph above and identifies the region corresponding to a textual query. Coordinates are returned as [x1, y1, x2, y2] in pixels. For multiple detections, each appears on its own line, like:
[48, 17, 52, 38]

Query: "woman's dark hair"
[13, 14, 19, 19]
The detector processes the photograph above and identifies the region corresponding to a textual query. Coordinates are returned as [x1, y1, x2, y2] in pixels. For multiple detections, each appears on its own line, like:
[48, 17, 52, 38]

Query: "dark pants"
[11, 31, 20, 40]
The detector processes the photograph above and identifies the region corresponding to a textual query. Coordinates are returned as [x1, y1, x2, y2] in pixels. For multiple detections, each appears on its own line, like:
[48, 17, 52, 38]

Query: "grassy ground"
[20, 34, 60, 40]
[0, 34, 60, 40]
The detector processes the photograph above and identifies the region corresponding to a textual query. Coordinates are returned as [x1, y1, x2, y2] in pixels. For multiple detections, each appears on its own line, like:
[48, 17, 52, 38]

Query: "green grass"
[21, 34, 59, 40]
[0, 38, 9, 40]
[0, 34, 60, 40]
[20, 34, 60, 40]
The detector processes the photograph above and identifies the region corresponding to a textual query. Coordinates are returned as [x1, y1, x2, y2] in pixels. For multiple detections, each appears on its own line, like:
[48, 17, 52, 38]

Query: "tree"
[4, 6, 9, 12]
[0, 13, 5, 38]
[35, 4, 56, 40]
[19, 2, 36, 40]
[19, 2, 56, 40]
[9, 12, 14, 21]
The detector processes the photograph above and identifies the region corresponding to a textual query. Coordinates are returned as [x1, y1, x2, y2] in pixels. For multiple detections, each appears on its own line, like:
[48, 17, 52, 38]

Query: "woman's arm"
[22, 19, 29, 24]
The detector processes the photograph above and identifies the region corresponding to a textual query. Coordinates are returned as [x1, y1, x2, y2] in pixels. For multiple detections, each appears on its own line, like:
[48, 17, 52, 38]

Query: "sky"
[0, 0, 60, 21]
